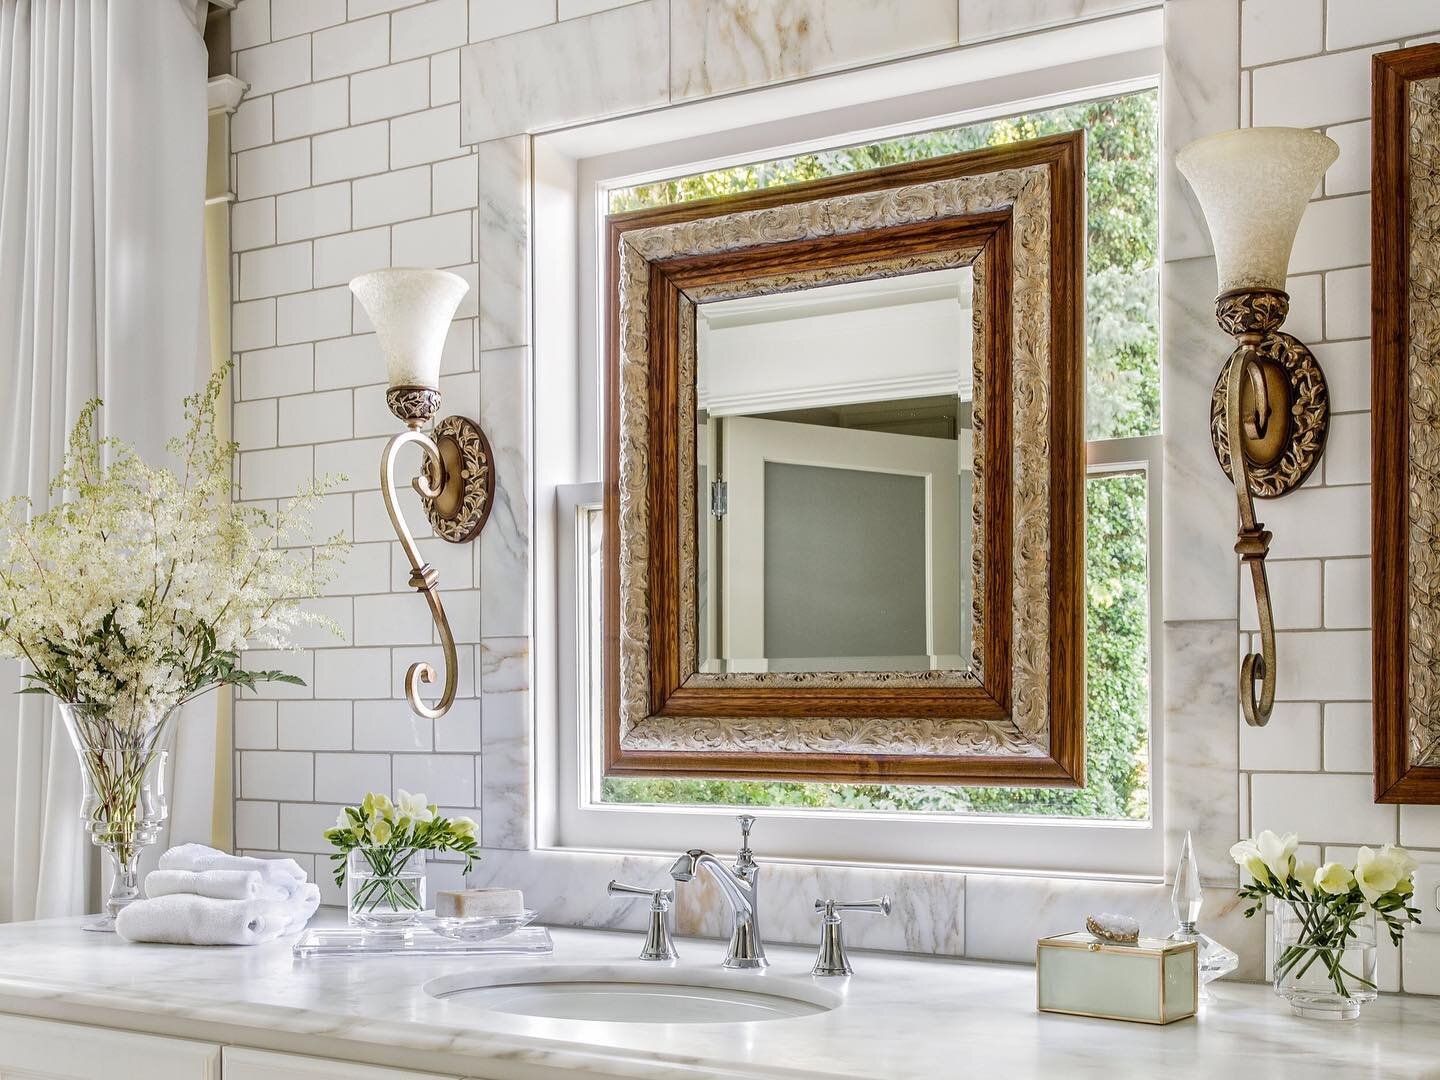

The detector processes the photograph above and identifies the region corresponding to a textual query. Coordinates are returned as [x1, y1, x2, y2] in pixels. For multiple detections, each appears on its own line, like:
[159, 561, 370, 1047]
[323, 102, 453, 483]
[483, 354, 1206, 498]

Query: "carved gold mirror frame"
[603, 134, 1085, 785]
[1374, 45, 1440, 802]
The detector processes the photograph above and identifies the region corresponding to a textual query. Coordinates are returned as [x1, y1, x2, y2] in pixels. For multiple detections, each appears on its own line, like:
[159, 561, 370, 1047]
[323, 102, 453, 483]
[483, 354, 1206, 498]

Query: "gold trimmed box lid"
[1039, 931, 1198, 958]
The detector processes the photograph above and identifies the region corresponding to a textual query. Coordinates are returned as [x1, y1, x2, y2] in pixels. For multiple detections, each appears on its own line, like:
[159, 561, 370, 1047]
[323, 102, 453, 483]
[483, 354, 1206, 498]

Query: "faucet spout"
[669, 847, 766, 969]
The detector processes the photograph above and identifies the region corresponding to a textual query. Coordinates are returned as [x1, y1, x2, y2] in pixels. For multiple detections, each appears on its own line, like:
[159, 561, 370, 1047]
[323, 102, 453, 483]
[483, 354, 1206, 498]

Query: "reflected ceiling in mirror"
[694, 268, 978, 675]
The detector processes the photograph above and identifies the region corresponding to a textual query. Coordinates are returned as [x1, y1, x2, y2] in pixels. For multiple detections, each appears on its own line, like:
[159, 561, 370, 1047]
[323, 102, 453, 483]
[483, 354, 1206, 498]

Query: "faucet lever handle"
[811, 895, 891, 977]
[816, 896, 891, 919]
[607, 880, 673, 909]
[607, 880, 678, 962]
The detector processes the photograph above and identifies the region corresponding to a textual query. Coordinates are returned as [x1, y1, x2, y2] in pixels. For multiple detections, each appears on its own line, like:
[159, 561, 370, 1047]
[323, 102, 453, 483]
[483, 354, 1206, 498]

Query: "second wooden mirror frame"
[603, 133, 1086, 787]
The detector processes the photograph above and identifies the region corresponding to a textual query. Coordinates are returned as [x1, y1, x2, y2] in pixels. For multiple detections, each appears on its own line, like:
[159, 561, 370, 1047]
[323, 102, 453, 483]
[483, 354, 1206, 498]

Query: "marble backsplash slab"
[466, 848, 1266, 980]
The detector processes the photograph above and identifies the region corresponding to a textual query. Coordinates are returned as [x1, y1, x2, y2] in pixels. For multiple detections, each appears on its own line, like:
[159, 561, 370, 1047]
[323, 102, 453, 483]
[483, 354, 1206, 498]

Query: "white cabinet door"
[0, 1015, 219, 1080]
[222, 1048, 457, 1080]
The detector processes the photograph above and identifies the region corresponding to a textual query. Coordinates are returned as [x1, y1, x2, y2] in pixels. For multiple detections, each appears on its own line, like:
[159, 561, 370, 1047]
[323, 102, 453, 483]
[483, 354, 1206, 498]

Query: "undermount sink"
[425, 965, 842, 1025]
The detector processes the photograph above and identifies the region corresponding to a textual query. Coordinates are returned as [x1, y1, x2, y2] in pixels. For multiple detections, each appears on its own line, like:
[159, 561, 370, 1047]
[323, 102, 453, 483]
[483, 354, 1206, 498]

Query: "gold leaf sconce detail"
[353, 269, 494, 721]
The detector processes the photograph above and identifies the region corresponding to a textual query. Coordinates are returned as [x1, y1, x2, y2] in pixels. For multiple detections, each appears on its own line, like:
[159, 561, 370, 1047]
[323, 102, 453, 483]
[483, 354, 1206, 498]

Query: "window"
[542, 74, 1164, 875]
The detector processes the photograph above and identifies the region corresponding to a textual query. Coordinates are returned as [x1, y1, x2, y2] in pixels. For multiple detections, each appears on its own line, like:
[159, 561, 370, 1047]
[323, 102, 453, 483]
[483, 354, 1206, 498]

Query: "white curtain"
[0, 0, 210, 922]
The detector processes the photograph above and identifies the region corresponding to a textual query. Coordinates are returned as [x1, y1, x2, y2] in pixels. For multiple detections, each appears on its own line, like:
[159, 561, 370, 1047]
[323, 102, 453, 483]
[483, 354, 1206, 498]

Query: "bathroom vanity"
[0, 915, 1437, 1079]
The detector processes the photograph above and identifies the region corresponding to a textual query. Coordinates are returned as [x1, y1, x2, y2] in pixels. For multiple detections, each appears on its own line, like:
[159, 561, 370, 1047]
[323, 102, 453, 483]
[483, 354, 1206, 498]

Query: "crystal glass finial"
[1173, 829, 1203, 928]
[349, 268, 469, 392]
[1176, 127, 1339, 294]
[1168, 830, 1239, 997]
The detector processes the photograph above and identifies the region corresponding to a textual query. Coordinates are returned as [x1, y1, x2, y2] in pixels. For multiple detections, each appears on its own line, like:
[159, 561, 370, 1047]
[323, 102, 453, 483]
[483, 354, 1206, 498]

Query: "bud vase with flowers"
[326, 790, 479, 931]
[1233, 830, 1422, 1020]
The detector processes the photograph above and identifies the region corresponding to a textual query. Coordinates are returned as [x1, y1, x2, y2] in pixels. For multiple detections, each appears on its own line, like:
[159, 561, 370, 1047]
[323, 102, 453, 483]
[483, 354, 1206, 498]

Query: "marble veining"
[0, 915, 1433, 1079]
[459, 2, 669, 145]
[1161, 0, 1242, 262]
[669, 0, 958, 101]
[1163, 619, 1243, 885]
[477, 345, 530, 640]
[479, 691, 530, 851]
[1161, 257, 1245, 623]
[957, 0, 1152, 45]
[477, 140, 529, 353]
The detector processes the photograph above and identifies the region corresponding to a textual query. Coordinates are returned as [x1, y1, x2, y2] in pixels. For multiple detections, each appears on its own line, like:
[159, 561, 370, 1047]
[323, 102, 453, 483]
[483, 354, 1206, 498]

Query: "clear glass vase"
[1273, 901, 1378, 1020]
[347, 848, 426, 931]
[56, 701, 173, 932]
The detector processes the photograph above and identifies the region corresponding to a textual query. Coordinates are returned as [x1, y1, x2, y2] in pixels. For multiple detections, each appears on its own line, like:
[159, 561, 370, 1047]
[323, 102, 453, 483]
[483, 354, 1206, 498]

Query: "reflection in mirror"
[694, 267, 975, 675]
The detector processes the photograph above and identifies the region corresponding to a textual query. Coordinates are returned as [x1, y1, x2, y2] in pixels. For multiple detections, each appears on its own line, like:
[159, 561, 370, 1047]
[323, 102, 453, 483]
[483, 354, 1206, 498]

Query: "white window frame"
[532, 12, 1166, 878]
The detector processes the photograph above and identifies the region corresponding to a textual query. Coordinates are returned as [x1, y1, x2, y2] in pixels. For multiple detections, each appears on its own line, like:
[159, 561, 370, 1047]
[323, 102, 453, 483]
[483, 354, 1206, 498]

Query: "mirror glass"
[694, 266, 977, 674]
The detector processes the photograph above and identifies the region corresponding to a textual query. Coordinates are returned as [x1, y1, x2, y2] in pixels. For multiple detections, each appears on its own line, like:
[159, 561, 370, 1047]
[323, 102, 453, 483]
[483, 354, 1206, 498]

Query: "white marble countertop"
[0, 914, 1437, 1079]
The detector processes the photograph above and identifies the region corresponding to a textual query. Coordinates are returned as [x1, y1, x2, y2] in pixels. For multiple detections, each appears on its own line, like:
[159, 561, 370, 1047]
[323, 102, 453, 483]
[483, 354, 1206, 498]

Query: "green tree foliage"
[603, 91, 1157, 821]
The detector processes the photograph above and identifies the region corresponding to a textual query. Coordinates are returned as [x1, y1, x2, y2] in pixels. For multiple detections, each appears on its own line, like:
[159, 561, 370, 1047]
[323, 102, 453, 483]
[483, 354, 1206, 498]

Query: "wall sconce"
[1177, 128, 1339, 727]
[349, 268, 494, 720]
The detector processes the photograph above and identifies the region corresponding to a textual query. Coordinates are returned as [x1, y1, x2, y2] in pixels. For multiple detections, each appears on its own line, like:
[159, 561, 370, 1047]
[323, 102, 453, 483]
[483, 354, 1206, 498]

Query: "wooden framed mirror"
[1373, 44, 1440, 803]
[603, 133, 1086, 786]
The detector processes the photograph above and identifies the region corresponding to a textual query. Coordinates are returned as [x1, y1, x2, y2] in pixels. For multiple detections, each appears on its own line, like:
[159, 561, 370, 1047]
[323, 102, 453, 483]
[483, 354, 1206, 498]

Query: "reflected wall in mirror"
[604, 134, 1086, 785]
[695, 268, 977, 676]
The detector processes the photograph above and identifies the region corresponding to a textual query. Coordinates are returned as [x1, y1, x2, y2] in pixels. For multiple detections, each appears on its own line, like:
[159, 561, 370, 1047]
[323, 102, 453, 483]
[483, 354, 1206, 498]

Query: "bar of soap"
[435, 887, 525, 918]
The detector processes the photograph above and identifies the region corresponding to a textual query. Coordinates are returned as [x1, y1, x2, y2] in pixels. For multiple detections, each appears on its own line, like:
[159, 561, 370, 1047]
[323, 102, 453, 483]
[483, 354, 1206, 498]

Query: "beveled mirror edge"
[602, 133, 1086, 786]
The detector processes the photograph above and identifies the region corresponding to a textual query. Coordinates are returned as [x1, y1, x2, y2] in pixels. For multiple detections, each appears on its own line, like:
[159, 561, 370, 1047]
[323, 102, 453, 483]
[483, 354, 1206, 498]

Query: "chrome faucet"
[668, 814, 766, 969]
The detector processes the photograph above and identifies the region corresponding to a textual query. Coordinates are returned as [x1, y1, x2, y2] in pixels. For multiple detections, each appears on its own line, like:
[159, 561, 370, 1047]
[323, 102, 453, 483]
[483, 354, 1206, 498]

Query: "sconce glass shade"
[349, 268, 469, 391]
[1176, 127, 1339, 294]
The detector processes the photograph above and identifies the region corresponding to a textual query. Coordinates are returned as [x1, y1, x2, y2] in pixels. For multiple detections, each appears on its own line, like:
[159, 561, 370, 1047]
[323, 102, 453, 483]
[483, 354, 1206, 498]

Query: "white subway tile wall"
[228, 0, 494, 882]
[221, 0, 1440, 992]
[1237, 0, 1440, 993]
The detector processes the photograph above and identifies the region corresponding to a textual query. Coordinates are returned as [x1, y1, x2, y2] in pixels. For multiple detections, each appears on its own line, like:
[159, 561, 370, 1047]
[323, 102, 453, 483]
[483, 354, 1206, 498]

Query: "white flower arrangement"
[1233, 830, 1422, 999]
[0, 366, 345, 726]
[326, 790, 479, 914]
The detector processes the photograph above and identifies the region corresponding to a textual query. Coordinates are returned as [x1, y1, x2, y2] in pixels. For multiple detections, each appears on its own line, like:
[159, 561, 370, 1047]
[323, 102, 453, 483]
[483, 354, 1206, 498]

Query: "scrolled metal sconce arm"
[378, 396, 495, 721]
[1208, 289, 1329, 728]
[381, 428, 456, 719]
[1222, 343, 1277, 728]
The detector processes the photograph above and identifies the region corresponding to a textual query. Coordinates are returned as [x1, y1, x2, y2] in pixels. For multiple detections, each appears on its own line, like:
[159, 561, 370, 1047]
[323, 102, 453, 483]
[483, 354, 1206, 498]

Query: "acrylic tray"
[292, 924, 552, 958]
[418, 909, 540, 942]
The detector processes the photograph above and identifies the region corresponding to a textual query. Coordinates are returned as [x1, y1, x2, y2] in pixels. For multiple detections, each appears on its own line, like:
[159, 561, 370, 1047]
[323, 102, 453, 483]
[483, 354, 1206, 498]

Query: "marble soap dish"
[293, 924, 552, 958]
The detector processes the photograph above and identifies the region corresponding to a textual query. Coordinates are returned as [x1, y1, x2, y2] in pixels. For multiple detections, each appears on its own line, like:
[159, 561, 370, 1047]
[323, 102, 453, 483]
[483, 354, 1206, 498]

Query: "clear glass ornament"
[1167, 830, 1238, 998]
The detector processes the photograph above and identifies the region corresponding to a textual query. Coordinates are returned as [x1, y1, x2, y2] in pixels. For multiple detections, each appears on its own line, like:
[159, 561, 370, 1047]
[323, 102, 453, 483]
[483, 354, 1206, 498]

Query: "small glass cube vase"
[347, 849, 426, 931]
[1272, 901, 1377, 1021]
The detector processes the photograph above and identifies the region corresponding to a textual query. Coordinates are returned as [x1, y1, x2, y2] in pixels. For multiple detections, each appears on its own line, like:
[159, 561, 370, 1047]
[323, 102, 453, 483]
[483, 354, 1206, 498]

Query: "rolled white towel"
[279, 883, 322, 935]
[144, 869, 289, 902]
[159, 844, 306, 892]
[115, 894, 294, 946]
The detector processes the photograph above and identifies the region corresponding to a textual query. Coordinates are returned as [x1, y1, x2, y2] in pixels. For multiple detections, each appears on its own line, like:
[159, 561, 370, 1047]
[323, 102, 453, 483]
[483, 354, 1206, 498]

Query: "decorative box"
[1036, 932, 1197, 1024]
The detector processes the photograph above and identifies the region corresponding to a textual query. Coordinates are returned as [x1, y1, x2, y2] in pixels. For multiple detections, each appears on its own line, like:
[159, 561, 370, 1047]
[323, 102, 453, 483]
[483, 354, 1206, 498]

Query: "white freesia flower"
[1293, 858, 1318, 894]
[396, 789, 434, 824]
[1381, 843, 1419, 880]
[451, 816, 478, 840]
[1230, 837, 1268, 882]
[1256, 830, 1298, 882]
[1315, 861, 1353, 896]
[1355, 846, 1401, 903]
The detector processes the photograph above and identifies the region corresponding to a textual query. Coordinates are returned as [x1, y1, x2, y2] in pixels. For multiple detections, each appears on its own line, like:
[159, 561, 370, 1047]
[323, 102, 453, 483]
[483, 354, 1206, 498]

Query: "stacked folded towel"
[115, 845, 320, 946]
